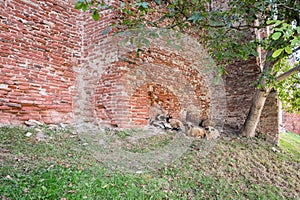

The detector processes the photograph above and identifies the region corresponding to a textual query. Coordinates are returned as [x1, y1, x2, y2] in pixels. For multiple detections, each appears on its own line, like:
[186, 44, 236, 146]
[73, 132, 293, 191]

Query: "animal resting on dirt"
[150, 114, 220, 140]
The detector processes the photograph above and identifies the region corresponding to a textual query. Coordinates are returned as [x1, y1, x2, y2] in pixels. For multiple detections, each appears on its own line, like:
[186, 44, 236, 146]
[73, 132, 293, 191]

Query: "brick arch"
[128, 83, 181, 126]
[92, 28, 227, 130]
[93, 51, 219, 128]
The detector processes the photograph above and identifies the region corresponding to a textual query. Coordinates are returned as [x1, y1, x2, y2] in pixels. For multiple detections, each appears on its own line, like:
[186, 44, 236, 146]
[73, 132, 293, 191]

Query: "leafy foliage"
[277, 72, 300, 112]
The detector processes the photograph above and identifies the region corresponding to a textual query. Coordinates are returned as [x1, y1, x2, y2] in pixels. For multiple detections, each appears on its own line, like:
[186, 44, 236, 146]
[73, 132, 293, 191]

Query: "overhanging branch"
[277, 1, 300, 13]
[293, 46, 300, 53]
[275, 64, 300, 82]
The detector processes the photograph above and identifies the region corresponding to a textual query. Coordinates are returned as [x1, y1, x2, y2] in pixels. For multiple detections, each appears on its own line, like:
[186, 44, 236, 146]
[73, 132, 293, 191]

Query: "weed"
[115, 130, 133, 138]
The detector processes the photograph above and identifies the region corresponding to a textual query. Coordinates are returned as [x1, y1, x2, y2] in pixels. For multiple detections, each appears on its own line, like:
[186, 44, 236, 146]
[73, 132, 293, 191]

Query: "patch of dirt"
[76, 124, 218, 172]
[123, 131, 176, 153]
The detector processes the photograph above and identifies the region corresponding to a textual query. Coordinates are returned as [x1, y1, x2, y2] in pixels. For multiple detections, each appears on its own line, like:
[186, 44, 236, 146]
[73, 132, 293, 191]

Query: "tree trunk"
[241, 88, 270, 137]
[241, 49, 277, 137]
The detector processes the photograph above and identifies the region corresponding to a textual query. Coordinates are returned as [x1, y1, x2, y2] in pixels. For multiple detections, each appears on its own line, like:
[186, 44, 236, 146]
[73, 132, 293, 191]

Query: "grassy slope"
[0, 126, 299, 200]
[279, 132, 300, 162]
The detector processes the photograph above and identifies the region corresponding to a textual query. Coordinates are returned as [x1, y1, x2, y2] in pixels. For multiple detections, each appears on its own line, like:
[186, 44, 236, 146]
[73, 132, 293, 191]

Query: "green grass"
[279, 131, 300, 162]
[1, 126, 299, 199]
[115, 129, 134, 139]
[113, 128, 176, 153]
[123, 133, 174, 153]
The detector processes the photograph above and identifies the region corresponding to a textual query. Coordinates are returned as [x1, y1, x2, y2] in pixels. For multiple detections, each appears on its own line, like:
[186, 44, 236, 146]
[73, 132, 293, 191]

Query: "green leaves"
[74, 2, 83, 10]
[272, 32, 282, 40]
[272, 48, 284, 58]
[267, 18, 299, 60]
[276, 70, 300, 113]
[92, 10, 100, 21]
[135, 2, 149, 11]
[74, 1, 101, 21]
[74, 1, 89, 11]
[296, 27, 300, 35]
[214, 66, 227, 84]
[284, 46, 293, 54]
[266, 20, 283, 27]
[188, 12, 204, 23]
[291, 36, 300, 46]
[82, 3, 89, 12]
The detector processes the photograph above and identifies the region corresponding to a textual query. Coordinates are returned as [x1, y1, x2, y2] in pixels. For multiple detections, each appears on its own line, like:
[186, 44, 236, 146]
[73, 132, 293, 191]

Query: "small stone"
[36, 132, 48, 141]
[156, 114, 167, 121]
[271, 147, 280, 153]
[201, 119, 210, 128]
[169, 119, 183, 130]
[34, 128, 42, 132]
[24, 119, 42, 127]
[71, 131, 78, 135]
[49, 125, 59, 130]
[59, 123, 67, 128]
[25, 132, 33, 137]
[6, 175, 12, 180]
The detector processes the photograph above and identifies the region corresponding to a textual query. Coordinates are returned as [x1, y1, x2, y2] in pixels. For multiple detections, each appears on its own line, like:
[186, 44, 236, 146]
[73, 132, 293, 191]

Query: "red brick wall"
[282, 111, 300, 135]
[0, 0, 280, 143]
[85, 28, 226, 130]
[129, 83, 182, 125]
[258, 91, 279, 143]
[223, 58, 261, 132]
[94, 47, 213, 128]
[0, 0, 81, 124]
[223, 58, 279, 143]
[72, 10, 114, 124]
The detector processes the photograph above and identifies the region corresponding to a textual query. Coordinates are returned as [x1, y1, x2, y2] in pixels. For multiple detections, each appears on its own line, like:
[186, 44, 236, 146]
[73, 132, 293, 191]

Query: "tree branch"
[277, 1, 300, 12]
[161, 0, 265, 31]
[293, 46, 300, 53]
[275, 64, 300, 82]
[206, 23, 264, 30]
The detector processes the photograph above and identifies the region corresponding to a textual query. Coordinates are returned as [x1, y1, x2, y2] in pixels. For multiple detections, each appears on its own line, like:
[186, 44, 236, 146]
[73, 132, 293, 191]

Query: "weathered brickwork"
[0, 0, 286, 143]
[282, 111, 300, 135]
[0, 0, 81, 124]
[258, 91, 279, 143]
[72, 10, 114, 124]
[129, 83, 182, 125]
[94, 48, 213, 128]
[223, 58, 279, 142]
[91, 30, 228, 129]
[223, 58, 261, 132]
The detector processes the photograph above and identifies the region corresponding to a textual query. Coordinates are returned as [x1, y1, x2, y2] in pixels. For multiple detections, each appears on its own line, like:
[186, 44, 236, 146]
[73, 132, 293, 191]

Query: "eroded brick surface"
[0, 0, 81, 124]
[258, 91, 280, 143]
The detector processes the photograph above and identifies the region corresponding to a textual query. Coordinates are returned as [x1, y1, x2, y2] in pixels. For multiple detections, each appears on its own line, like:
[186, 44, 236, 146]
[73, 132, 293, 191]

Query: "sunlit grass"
[279, 131, 300, 162]
[1, 126, 299, 199]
